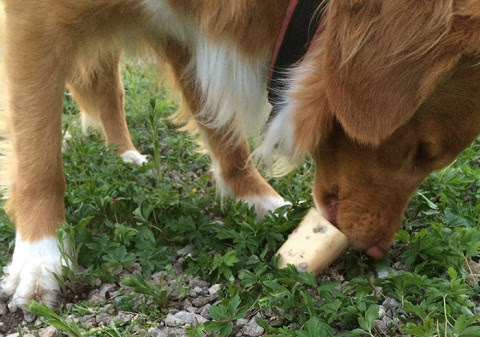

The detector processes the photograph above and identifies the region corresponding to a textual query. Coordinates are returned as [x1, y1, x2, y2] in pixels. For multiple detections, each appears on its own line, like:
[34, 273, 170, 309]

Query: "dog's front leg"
[161, 40, 290, 218]
[199, 125, 291, 219]
[0, 13, 68, 310]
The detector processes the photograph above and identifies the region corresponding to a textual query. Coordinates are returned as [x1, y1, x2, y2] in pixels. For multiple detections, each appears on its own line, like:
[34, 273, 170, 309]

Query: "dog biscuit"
[276, 208, 349, 274]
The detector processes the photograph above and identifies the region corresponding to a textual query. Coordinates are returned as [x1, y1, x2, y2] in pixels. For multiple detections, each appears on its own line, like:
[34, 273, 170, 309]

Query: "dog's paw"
[0, 235, 61, 311]
[120, 150, 148, 167]
[243, 195, 292, 220]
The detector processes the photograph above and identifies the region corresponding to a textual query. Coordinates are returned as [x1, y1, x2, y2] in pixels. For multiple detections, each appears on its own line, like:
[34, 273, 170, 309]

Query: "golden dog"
[1, 0, 480, 309]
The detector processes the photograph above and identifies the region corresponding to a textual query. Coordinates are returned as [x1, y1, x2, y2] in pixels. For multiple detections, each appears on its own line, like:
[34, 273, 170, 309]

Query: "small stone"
[377, 305, 387, 319]
[186, 306, 196, 313]
[463, 260, 480, 286]
[99, 283, 117, 298]
[375, 315, 395, 333]
[151, 271, 167, 284]
[191, 286, 203, 296]
[241, 317, 264, 337]
[383, 298, 400, 310]
[6, 334, 19, 337]
[176, 244, 194, 256]
[182, 299, 193, 310]
[236, 318, 249, 326]
[99, 303, 115, 314]
[377, 268, 390, 279]
[113, 312, 134, 323]
[0, 302, 7, 315]
[373, 286, 383, 298]
[96, 312, 113, 326]
[89, 290, 105, 305]
[169, 170, 182, 182]
[38, 326, 58, 337]
[165, 328, 187, 337]
[65, 315, 79, 324]
[23, 311, 36, 323]
[176, 311, 198, 326]
[191, 295, 215, 307]
[208, 284, 221, 296]
[148, 327, 167, 337]
[79, 314, 96, 327]
[164, 311, 198, 327]
[195, 314, 208, 324]
[129, 262, 143, 274]
[199, 304, 211, 320]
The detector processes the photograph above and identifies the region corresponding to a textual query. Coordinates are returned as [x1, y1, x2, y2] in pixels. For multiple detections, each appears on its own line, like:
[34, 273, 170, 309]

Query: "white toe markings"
[120, 150, 148, 166]
[1, 234, 62, 310]
[242, 195, 292, 220]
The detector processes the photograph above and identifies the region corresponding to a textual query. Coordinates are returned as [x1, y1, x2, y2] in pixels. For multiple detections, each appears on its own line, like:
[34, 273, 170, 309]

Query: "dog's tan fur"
[1, 0, 480, 306]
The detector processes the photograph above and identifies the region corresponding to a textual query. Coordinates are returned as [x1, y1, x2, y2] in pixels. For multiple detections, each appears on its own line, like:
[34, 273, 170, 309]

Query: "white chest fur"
[143, 0, 271, 141]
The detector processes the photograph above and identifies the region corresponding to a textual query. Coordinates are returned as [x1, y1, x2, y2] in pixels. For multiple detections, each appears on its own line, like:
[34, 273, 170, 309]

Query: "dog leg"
[67, 51, 147, 167]
[0, 18, 68, 310]
[202, 127, 291, 218]
[159, 40, 289, 218]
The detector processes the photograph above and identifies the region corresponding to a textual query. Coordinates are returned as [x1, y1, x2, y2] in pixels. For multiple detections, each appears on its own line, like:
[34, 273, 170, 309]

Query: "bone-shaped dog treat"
[276, 208, 349, 274]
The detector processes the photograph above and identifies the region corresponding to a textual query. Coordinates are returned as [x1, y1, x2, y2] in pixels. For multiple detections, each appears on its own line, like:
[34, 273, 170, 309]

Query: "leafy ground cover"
[1, 62, 480, 336]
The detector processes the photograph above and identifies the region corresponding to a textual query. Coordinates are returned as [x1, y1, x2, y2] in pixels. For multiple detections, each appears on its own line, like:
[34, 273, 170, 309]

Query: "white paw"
[120, 150, 148, 167]
[0, 234, 62, 311]
[242, 195, 292, 220]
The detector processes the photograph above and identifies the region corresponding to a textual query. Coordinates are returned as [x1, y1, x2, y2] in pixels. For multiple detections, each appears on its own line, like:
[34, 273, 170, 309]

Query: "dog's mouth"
[316, 187, 389, 260]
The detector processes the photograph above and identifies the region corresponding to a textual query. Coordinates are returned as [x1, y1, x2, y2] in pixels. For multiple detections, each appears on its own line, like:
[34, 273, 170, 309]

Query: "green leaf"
[447, 267, 458, 279]
[365, 305, 379, 327]
[205, 321, 233, 337]
[459, 326, 480, 337]
[209, 304, 230, 321]
[349, 328, 370, 336]
[234, 305, 249, 320]
[417, 191, 439, 210]
[218, 322, 234, 337]
[227, 295, 241, 317]
[296, 317, 331, 337]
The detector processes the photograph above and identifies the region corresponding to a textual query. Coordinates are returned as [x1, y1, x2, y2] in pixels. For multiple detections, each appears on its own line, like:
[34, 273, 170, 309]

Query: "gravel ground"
[0, 246, 271, 337]
[0, 249, 408, 337]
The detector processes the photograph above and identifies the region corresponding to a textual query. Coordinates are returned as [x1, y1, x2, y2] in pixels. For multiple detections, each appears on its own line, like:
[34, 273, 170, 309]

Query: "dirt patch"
[0, 310, 24, 335]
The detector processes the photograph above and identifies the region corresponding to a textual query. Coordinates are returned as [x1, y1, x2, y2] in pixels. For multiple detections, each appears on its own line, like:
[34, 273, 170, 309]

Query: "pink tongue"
[366, 245, 386, 259]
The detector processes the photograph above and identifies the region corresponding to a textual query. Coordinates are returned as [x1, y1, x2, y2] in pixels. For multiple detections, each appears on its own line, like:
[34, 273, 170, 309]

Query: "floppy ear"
[289, 38, 336, 156]
[323, 0, 461, 145]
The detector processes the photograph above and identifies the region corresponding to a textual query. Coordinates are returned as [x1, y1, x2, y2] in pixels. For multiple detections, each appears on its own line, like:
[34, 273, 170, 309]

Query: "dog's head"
[278, 0, 480, 257]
